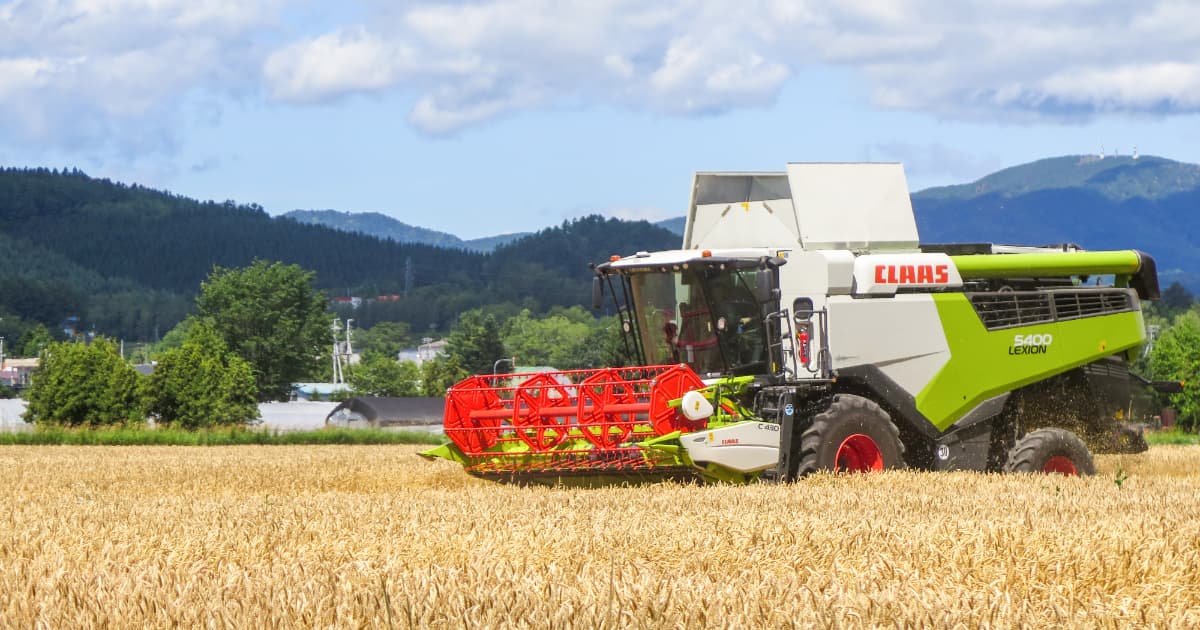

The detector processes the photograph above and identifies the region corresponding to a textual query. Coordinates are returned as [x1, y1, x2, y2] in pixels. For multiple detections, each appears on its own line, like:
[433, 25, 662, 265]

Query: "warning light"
[609, 255, 621, 262]
[701, 250, 712, 258]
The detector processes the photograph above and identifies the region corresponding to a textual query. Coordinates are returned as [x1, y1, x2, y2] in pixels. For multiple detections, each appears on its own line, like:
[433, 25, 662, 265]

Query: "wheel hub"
[835, 434, 884, 472]
[1042, 455, 1078, 475]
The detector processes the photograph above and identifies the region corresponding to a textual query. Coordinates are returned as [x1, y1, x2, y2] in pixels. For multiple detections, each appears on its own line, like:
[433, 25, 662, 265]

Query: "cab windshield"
[625, 264, 768, 376]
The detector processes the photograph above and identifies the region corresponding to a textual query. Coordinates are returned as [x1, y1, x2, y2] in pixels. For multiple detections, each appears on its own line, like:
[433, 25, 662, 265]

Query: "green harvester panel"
[917, 293, 1145, 431]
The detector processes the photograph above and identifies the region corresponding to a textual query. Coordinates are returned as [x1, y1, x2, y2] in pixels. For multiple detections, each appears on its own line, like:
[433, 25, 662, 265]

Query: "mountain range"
[0, 154, 1196, 343]
[283, 209, 531, 252]
[911, 155, 1200, 287]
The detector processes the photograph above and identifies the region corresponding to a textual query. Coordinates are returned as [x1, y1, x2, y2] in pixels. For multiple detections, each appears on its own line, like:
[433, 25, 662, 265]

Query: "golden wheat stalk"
[0, 445, 1196, 628]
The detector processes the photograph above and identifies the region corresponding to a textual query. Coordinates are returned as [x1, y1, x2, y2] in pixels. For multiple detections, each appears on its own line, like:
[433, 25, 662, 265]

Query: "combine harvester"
[423, 163, 1168, 482]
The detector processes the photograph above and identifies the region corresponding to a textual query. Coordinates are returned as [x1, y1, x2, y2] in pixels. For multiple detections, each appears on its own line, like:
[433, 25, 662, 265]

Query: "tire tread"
[1004, 427, 1096, 475]
[796, 394, 903, 476]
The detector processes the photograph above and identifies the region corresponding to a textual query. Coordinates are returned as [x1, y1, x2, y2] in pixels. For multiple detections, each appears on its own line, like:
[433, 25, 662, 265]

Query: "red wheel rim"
[1042, 455, 1078, 475]
[835, 434, 883, 472]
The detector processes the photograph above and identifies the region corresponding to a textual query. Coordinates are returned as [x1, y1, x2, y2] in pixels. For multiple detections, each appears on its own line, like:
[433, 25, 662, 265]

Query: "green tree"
[24, 338, 143, 427]
[16, 323, 54, 357]
[447, 310, 506, 375]
[154, 316, 198, 356]
[1148, 311, 1200, 430]
[348, 356, 421, 397]
[502, 308, 592, 369]
[499, 307, 626, 370]
[143, 324, 259, 429]
[196, 260, 328, 401]
[421, 355, 468, 397]
[1160, 281, 1195, 314]
[579, 315, 629, 368]
[353, 321, 412, 360]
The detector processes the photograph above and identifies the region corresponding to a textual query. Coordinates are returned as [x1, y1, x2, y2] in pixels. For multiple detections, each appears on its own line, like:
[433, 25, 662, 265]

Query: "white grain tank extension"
[682, 163, 920, 254]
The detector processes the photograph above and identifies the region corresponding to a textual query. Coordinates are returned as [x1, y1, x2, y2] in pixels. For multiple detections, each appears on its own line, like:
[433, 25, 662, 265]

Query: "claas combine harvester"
[422, 163, 1170, 483]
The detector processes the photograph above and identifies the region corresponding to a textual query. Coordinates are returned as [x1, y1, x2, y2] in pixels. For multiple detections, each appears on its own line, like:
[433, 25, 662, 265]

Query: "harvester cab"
[423, 163, 1161, 483]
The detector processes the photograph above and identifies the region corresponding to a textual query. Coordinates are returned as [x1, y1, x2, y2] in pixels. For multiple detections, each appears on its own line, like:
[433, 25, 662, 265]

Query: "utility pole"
[331, 319, 344, 384]
[404, 257, 413, 297]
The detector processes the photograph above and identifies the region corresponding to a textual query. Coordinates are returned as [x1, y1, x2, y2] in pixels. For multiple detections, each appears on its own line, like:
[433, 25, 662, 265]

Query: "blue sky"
[1, 1, 1198, 239]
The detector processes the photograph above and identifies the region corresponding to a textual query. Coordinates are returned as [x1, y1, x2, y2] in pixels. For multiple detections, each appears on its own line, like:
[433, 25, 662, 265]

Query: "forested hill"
[914, 154, 1200, 201]
[283, 209, 530, 252]
[284, 209, 466, 249]
[0, 168, 678, 342]
[7, 154, 1194, 345]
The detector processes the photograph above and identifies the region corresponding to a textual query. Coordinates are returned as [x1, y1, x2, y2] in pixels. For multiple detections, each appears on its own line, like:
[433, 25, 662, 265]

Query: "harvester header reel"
[424, 364, 732, 479]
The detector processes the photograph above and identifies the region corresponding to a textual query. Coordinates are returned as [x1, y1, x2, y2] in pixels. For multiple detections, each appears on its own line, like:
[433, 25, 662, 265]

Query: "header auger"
[423, 162, 1165, 483]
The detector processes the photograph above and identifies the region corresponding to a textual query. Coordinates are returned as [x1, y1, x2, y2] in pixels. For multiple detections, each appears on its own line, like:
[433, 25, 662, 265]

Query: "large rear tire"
[1004, 427, 1095, 476]
[798, 394, 904, 475]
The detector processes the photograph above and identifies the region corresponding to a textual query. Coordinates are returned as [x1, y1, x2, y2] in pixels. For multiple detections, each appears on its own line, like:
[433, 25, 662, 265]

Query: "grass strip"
[0, 426, 445, 446]
[1145, 429, 1200, 446]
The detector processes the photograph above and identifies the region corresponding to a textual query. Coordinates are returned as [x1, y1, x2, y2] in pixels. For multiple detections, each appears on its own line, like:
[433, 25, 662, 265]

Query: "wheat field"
[0, 444, 1197, 628]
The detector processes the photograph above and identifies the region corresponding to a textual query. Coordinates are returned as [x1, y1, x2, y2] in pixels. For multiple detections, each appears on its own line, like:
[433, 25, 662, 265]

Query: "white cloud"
[259, 1, 1200, 133]
[0, 0, 281, 155]
[2, 0, 1200, 152]
[649, 38, 788, 114]
[408, 82, 544, 135]
[264, 28, 417, 103]
[1038, 63, 1200, 111]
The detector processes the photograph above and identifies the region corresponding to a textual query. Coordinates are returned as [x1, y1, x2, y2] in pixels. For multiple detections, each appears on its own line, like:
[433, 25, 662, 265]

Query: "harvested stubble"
[0, 446, 1198, 628]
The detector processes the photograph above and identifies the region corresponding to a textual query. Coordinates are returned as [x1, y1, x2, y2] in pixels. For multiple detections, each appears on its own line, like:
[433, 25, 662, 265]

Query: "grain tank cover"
[683, 173, 797, 249]
[786, 162, 918, 252]
[682, 163, 920, 252]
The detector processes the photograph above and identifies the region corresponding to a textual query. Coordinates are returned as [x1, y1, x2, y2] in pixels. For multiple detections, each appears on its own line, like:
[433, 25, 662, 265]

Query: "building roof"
[2, 358, 39, 369]
[325, 396, 444, 426]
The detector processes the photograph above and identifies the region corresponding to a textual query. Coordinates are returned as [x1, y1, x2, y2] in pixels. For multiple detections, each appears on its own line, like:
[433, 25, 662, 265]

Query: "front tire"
[1004, 428, 1095, 476]
[798, 394, 904, 475]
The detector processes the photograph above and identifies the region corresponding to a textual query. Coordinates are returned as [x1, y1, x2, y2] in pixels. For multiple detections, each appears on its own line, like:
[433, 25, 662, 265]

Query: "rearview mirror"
[793, 297, 814, 321]
[755, 268, 775, 303]
[591, 276, 604, 309]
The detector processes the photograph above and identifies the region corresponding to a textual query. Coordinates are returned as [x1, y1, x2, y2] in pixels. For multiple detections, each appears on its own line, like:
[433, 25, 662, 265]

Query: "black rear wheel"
[798, 394, 904, 475]
[1004, 427, 1095, 476]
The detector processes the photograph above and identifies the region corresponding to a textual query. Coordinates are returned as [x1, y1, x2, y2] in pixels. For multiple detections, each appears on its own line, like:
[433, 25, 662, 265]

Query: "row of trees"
[25, 331, 257, 429]
[23, 258, 631, 427]
[24, 261, 327, 428]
